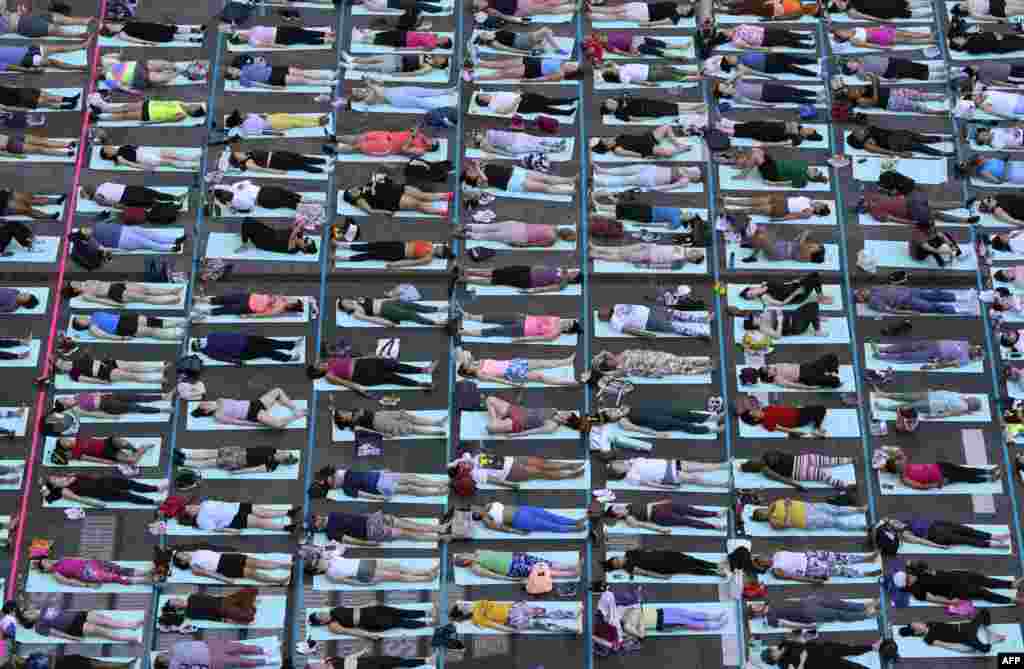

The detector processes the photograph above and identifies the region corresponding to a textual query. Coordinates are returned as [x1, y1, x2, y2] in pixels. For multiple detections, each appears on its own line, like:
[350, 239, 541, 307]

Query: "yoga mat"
[69, 284, 186, 311]
[226, 114, 326, 138]
[0, 143, 73, 164]
[199, 298, 312, 324]
[761, 558, 881, 585]
[717, 38, 815, 55]
[951, 45, 1024, 60]
[860, 101, 950, 116]
[897, 524, 1012, 555]
[344, 66, 451, 84]
[604, 553, 725, 584]
[735, 364, 856, 393]
[595, 180, 703, 195]
[468, 92, 577, 122]
[733, 460, 857, 489]
[470, 31, 575, 56]
[150, 637, 282, 669]
[3, 201, 63, 221]
[607, 507, 727, 537]
[81, 227, 185, 256]
[168, 553, 293, 585]
[718, 12, 818, 21]
[829, 10, 928, 22]
[65, 320, 185, 345]
[731, 316, 851, 344]
[2, 48, 87, 72]
[98, 115, 204, 128]
[0, 408, 26, 436]
[225, 80, 335, 94]
[608, 467, 730, 492]
[465, 238, 575, 252]
[312, 520, 439, 549]
[455, 552, 580, 586]
[26, 562, 153, 594]
[77, 186, 188, 213]
[332, 410, 448, 442]
[467, 137, 574, 162]
[592, 18, 696, 29]
[15, 611, 144, 644]
[313, 363, 432, 392]
[214, 192, 325, 219]
[602, 36, 693, 61]
[0, 236, 60, 263]
[30, 87, 83, 111]
[604, 421, 718, 442]
[972, 176, 1024, 189]
[858, 210, 978, 227]
[589, 138, 699, 163]
[205, 233, 321, 263]
[327, 473, 447, 503]
[475, 365, 578, 389]
[42, 436, 161, 468]
[468, 284, 581, 296]
[727, 284, 844, 312]
[189, 450, 301, 479]
[872, 393, 992, 422]
[55, 370, 161, 391]
[750, 600, 877, 633]
[593, 314, 711, 339]
[335, 256, 448, 271]
[459, 411, 580, 441]
[44, 479, 165, 508]
[314, 557, 439, 591]
[719, 165, 832, 191]
[462, 319, 578, 346]
[308, 603, 435, 640]
[335, 139, 448, 163]
[469, 186, 572, 202]
[593, 258, 709, 275]
[729, 208, 838, 227]
[156, 594, 287, 629]
[477, 461, 590, 491]
[455, 601, 580, 635]
[876, 467, 1003, 493]
[0, 339, 39, 367]
[595, 75, 699, 92]
[190, 337, 304, 367]
[862, 239, 979, 270]
[730, 124, 829, 149]
[739, 408, 862, 439]
[726, 243, 841, 271]
[741, 506, 866, 537]
[830, 33, 935, 54]
[729, 85, 824, 110]
[222, 157, 330, 182]
[186, 400, 308, 431]
[352, 32, 453, 54]
[855, 289, 977, 317]
[864, 346, 984, 373]
[890, 624, 1021, 655]
[471, 508, 588, 540]
[0, 459, 20, 490]
[164, 504, 294, 536]
[89, 146, 201, 172]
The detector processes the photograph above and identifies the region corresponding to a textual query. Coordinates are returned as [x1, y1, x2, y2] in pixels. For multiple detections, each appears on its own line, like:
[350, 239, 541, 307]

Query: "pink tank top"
[220, 399, 249, 420]
[524, 316, 560, 337]
[904, 463, 942, 485]
[328, 357, 355, 380]
[248, 294, 271, 313]
[733, 25, 764, 46]
[54, 558, 87, 580]
[479, 359, 510, 376]
[406, 32, 438, 49]
[526, 224, 556, 244]
[78, 393, 100, 411]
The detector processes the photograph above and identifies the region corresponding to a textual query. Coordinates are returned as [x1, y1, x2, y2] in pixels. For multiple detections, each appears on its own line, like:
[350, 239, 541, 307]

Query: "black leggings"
[670, 554, 722, 576]
[276, 26, 329, 45]
[256, 185, 302, 210]
[885, 59, 929, 80]
[518, 93, 577, 116]
[762, 54, 817, 77]
[373, 30, 406, 47]
[946, 573, 1016, 604]
[243, 337, 296, 362]
[782, 302, 821, 335]
[927, 521, 996, 548]
[268, 152, 326, 173]
[762, 82, 819, 104]
[348, 241, 406, 262]
[389, 0, 445, 11]
[768, 272, 822, 304]
[98, 393, 165, 415]
[121, 186, 177, 208]
[634, 37, 671, 57]
[762, 30, 814, 48]
[0, 337, 22, 360]
[356, 659, 426, 669]
[937, 462, 993, 484]
[0, 222, 32, 251]
[798, 353, 841, 388]
[352, 358, 428, 387]
[210, 293, 252, 316]
[359, 606, 430, 631]
[83, 477, 160, 504]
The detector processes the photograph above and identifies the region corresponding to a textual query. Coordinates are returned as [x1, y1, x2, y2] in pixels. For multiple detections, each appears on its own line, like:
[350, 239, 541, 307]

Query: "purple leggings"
[651, 503, 719, 530]
[117, 227, 178, 251]
[876, 341, 940, 362]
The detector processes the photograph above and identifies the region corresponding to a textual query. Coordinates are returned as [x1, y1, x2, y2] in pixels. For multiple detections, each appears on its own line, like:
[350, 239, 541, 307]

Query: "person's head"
[225, 110, 244, 128]
[557, 228, 578, 242]
[719, 55, 737, 72]
[951, 1, 969, 15]
[846, 128, 866, 150]
[800, 128, 823, 143]
[603, 503, 629, 521]
[606, 460, 631, 479]
[562, 319, 582, 335]
[685, 248, 705, 263]
[49, 440, 71, 465]
[975, 127, 993, 146]
[32, 559, 55, 573]
[1002, 330, 1020, 349]
[854, 287, 871, 303]
[751, 507, 771, 522]
[739, 284, 766, 300]
[153, 655, 169, 669]
[188, 105, 206, 118]
[303, 552, 328, 576]
[602, 556, 627, 572]
[429, 54, 450, 68]
[593, 138, 615, 154]
[332, 409, 358, 430]
[170, 551, 193, 570]
[449, 602, 474, 621]
[554, 411, 585, 431]
[743, 315, 758, 331]
[739, 407, 764, 425]
[807, 243, 826, 263]
[746, 601, 769, 615]
[561, 62, 584, 79]
[883, 457, 904, 474]
[16, 292, 39, 309]
[841, 58, 863, 75]
[563, 268, 583, 284]
[474, 31, 495, 46]
[739, 459, 764, 473]
[227, 32, 249, 45]
[309, 513, 329, 531]
[750, 554, 774, 571]
[596, 306, 613, 322]
[677, 2, 695, 16]
[308, 480, 330, 499]
[950, 33, 968, 50]
[475, 92, 492, 107]
[993, 234, 1012, 253]
[900, 622, 929, 637]
[71, 316, 90, 331]
[338, 298, 360, 314]
[600, 98, 620, 114]
[807, 167, 828, 184]
[212, 188, 233, 205]
[457, 362, 479, 378]
[434, 243, 454, 259]
[761, 647, 784, 665]
[224, 66, 240, 80]
[99, 145, 119, 161]
[190, 401, 217, 418]
[300, 237, 318, 255]
[892, 570, 915, 590]
[812, 202, 831, 216]
[601, 66, 621, 84]
[307, 611, 332, 626]
[350, 87, 370, 103]
[306, 362, 329, 380]
[832, 28, 853, 41]
[453, 552, 478, 567]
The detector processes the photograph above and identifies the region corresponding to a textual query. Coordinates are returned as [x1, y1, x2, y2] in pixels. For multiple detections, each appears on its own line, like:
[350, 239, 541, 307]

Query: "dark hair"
[306, 365, 327, 380]
[71, 317, 89, 331]
[225, 110, 243, 128]
[23, 294, 39, 309]
[449, 606, 472, 622]
[592, 140, 611, 154]
[190, 340, 201, 352]
[303, 239, 318, 255]
[308, 612, 322, 626]
[189, 106, 206, 118]
[738, 410, 760, 426]
[993, 236, 1011, 253]
[951, 3, 967, 15]
[158, 601, 186, 628]
[61, 282, 80, 299]
[845, 132, 866, 150]
[995, 269, 1012, 282]
[899, 625, 917, 637]
[719, 56, 734, 72]
[566, 320, 582, 334]
[308, 481, 329, 499]
[601, 558, 620, 571]
[602, 70, 621, 84]
[743, 316, 757, 331]
[809, 247, 826, 263]
[190, 405, 215, 418]
[342, 190, 357, 204]
[708, 30, 731, 49]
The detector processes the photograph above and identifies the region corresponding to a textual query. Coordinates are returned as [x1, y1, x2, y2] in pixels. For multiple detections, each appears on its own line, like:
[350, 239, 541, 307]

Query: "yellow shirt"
[641, 608, 659, 630]
[146, 100, 184, 123]
[768, 499, 806, 528]
[472, 601, 512, 628]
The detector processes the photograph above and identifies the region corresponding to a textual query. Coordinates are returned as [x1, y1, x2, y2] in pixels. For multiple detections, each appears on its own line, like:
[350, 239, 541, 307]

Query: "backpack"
[70, 234, 106, 271]
[176, 354, 203, 381]
[525, 563, 553, 595]
[451, 507, 473, 539]
[878, 639, 900, 663]
[704, 129, 731, 152]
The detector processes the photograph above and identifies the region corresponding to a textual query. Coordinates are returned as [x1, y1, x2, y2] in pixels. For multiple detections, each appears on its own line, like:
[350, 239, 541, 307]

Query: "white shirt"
[489, 91, 520, 111]
[189, 550, 221, 573]
[626, 458, 671, 484]
[771, 551, 808, 575]
[616, 64, 649, 84]
[137, 147, 162, 165]
[787, 196, 812, 213]
[610, 304, 651, 332]
[991, 127, 1024, 149]
[326, 556, 360, 579]
[227, 180, 259, 211]
[487, 502, 505, 525]
[95, 182, 126, 205]
[196, 501, 240, 530]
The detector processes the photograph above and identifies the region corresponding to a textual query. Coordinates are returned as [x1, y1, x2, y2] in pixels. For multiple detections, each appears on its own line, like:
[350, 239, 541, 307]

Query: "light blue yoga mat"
[592, 17, 696, 28]
[897, 524, 1012, 555]
[0, 409, 26, 436]
[471, 508, 588, 540]
[98, 115, 204, 129]
[3, 286, 48, 315]
[462, 324, 578, 347]
[467, 238, 576, 252]
[735, 364, 856, 393]
[58, 397, 172, 424]
[332, 410, 448, 442]
[151, 637, 282, 669]
[831, 33, 935, 54]
[206, 233, 321, 263]
[0, 236, 60, 263]
[164, 504, 293, 536]
[728, 284, 844, 312]
[862, 240, 979, 271]
[344, 66, 450, 84]
[604, 552, 725, 584]
[891, 623, 1020, 654]
[229, 37, 334, 53]
[454, 551, 580, 586]
[454, 601, 580, 635]
[750, 599, 877, 633]
[459, 411, 580, 442]
[312, 521, 439, 549]
[469, 284, 582, 296]
[43, 436, 161, 468]
[69, 284, 186, 311]
[0, 339, 40, 368]
[855, 290, 978, 317]
[738, 408, 861, 439]
[355, 92, 459, 115]
[99, 28, 203, 49]
[718, 12, 818, 22]
[871, 392, 992, 422]
[733, 459, 856, 489]
[719, 166, 832, 191]
[605, 421, 718, 442]
[192, 337, 304, 367]
[0, 142, 73, 164]
[593, 257, 709, 275]
[607, 507, 727, 537]
[717, 38, 816, 55]
[596, 180, 703, 195]
[603, 110, 706, 126]
[15, 610, 145, 644]
[27, 87, 83, 111]
[593, 311, 713, 339]
[214, 192, 324, 219]
[314, 558, 439, 592]
[88, 146, 200, 172]
[845, 135, 953, 160]
[864, 347, 984, 373]
[731, 125, 829, 149]
[336, 192, 441, 219]
[167, 553, 293, 585]
[595, 74, 699, 91]
[740, 506, 866, 537]
[44, 479, 165, 509]
[0, 459, 20, 490]
[353, 0, 453, 14]
[623, 372, 713, 385]
[469, 186, 572, 202]
[730, 85, 824, 110]
[199, 298, 312, 324]
[308, 603, 435, 640]
[469, 31, 575, 56]
[26, 562, 153, 594]
[189, 450, 301, 479]
[478, 461, 590, 491]
[602, 36, 693, 60]
[313, 366, 433, 392]
[71, 227, 185, 257]
[878, 469, 1001, 495]
[327, 474, 447, 504]
[335, 255, 448, 271]
[590, 139, 698, 163]
[608, 467, 730, 493]
[467, 139, 574, 163]
[468, 92, 577, 122]
[630, 602, 732, 637]
[157, 594, 287, 629]
[186, 400, 308, 431]
[77, 186, 188, 214]
[731, 317, 851, 344]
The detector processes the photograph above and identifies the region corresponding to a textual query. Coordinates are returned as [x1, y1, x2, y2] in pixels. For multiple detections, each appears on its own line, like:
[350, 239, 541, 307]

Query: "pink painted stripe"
[4, 7, 108, 600]
[963, 428, 996, 514]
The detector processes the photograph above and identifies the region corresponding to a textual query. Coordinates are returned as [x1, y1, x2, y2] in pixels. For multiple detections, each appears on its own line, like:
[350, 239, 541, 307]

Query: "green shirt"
[477, 551, 514, 575]
[769, 159, 809, 188]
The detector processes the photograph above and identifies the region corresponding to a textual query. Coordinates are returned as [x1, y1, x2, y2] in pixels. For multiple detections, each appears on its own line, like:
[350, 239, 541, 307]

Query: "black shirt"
[617, 132, 658, 157]
[185, 593, 223, 620]
[614, 96, 678, 121]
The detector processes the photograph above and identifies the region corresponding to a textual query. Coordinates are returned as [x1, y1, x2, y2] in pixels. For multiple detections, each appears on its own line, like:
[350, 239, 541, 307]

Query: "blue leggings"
[512, 507, 579, 533]
[383, 87, 453, 110]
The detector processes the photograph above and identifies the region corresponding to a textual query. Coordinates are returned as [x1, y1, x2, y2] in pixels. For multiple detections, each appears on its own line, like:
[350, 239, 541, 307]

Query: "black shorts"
[268, 66, 288, 87]
[15, 88, 39, 108]
[524, 57, 542, 79]
[21, 46, 40, 68]
[108, 282, 126, 303]
[115, 314, 139, 337]
[217, 553, 247, 578]
[66, 611, 88, 638]
[100, 438, 121, 461]
[491, 265, 532, 289]
[229, 502, 253, 530]
[246, 397, 266, 423]
[0, 189, 10, 217]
